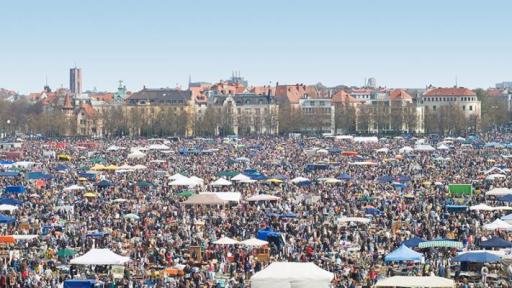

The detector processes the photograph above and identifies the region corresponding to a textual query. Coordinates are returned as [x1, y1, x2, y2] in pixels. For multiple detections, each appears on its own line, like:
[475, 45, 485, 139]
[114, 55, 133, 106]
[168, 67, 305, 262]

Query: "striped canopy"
[418, 240, 463, 249]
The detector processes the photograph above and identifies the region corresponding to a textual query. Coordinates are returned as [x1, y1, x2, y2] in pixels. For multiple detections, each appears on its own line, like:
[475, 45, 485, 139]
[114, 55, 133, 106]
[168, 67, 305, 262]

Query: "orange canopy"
[342, 151, 358, 157]
[0, 236, 15, 244]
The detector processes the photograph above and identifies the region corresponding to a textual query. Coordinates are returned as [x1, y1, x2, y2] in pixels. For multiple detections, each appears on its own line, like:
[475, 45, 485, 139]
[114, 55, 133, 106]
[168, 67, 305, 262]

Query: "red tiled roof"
[80, 104, 95, 118]
[388, 89, 412, 101]
[249, 86, 275, 96]
[424, 87, 476, 97]
[63, 94, 73, 109]
[89, 93, 114, 103]
[275, 84, 307, 104]
[331, 90, 359, 104]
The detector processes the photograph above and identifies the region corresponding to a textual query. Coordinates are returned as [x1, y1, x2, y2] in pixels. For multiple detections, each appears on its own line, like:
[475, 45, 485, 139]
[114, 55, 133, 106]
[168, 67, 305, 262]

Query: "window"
[433, 105, 436, 111]
[469, 105, 473, 111]
[462, 105, 465, 111]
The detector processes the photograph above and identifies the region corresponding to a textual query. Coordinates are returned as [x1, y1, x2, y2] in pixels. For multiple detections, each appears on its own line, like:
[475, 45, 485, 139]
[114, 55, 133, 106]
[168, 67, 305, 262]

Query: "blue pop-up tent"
[337, 173, 352, 180]
[398, 175, 412, 182]
[257, 227, 281, 241]
[0, 172, 20, 177]
[452, 251, 501, 263]
[63, 279, 98, 288]
[0, 214, 15, 224]
[479, 236, 512, 249]
[377, 175, 394, 184]
[97, 180, 112, 188]
[4, 186, 25, 193]
[384, 244, 423, 262]
[78, 172, 96, 180]
[0, 198, 22, 206]
[497, 194, 512, 202]
[27, 172, 53, 180]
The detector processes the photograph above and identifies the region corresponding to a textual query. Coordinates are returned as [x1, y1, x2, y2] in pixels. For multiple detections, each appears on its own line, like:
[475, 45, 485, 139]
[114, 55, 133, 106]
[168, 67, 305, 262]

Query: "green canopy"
[217, 170, 238, 177]
[449, 184, 472, 195]
[177, 191, 193, 197]
[137, 181, 154, 188]
[90, 158, 106, 164]
[57, 248, 76, 257]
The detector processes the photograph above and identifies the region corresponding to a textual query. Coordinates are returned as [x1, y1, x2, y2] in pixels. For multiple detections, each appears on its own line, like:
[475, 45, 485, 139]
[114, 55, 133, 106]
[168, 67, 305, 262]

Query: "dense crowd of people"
[0, 134, 511, 287]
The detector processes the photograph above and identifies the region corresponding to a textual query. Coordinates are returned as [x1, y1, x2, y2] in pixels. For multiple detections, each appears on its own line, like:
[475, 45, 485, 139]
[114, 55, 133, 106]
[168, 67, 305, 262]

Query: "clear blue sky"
[1, 0, 511, 93]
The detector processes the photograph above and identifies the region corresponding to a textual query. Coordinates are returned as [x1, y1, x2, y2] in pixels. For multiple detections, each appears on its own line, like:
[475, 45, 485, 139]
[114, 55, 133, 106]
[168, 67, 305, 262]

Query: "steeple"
[63, 93, 73, 110]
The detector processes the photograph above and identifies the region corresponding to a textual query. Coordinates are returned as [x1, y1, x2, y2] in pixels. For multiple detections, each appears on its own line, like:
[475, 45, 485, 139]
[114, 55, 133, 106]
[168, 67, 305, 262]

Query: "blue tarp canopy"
[0, 198, 22, 205]
[97, 180, 112, 188]
[479, 237, 512, 248]
[257, 228, 281, 241]
[446, 205, 468, 212]
[328, 148, 342, 154]
[502, 213, 512, 221]
[86, 232, 108, 238]
[0, 172, 19, 177]
[402, 237, 426, 248]
[0, 214, 15, 224]
[178, 148, 189, 155]
[377, 175, 394, 184]
[55, 164, 69, 171]
[337, 173, 352, 180]
[365, 207, 382, 215]
[267, 212, 297, 218]
[497, 194, 512, 202]
[78, 172, 96, 180]
[304, 163, 329, 172]
[384, 244, 423, 262]
[452, 251, 501, 263]
[0, 161, 14, 165]
[398, 175, 412, 182]
[27, 172, 53, 180]
[63, 279, 98, 288]
[4, 186, 25, 193]
[243, 169, 267, 180]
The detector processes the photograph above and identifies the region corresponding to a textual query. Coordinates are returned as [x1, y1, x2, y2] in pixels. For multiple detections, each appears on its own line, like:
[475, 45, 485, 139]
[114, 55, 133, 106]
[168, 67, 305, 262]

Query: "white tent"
[375, 147, 389, 153]
[148, 144, 170, 150]
[169, 173, 188, 181]
[189, 176, 204, 186]
[240, 238, 269, 247]
[486, 187, 512, 196]
[486, 173, 506, 180]
[63, 184, 86, 191]
[246, 194, 281, 202]
[0, 204, 18, 212]
[170, 177, 197, 187]
[483, 219, 512, 231]
[437, 144, 450, 150]
[290, 177, 310, 184]
[127, 150, 146, 159]
[469, 203, 495, 211]
[250, 262, 334, 288]
[353, 136, 378, 143]
[399, 146, 414, 154]
[238, 178, 257, 184]
[213, 236, 239, 245]
[14, 161, 36, 168]
[106, 145, 123, 151]
[201, 192, 241, 203]
[335, 135, 353, 141]
[232, 174, 251, 182]
[375, 276, 455, 288]
[210, 178, 233, 186]
[415, 144, 435, 152]
[336, 217, 371, 224]
[70, 248, 130, 265]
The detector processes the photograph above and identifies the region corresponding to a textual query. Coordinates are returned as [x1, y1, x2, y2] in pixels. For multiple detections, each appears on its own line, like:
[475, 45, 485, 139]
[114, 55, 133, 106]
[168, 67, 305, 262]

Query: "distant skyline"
[1, 0, 511, 94]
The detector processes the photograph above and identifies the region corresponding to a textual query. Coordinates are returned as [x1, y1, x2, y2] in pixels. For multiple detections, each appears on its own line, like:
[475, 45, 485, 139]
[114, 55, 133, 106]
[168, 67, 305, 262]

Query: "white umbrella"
[399, 146, 414, 154]
[246, 194, 281, 202]
[486, 187, 512, 196]
[148, 144, 170, 150]
[375, 147, 389, 153]
[437, 144, 450, 150]
[169, 173, 188, 181]
[483, 219, 512, 231]
[290, 177, 310, 184]
[337, 217, 371, 224]
[127, 150, 146, 159]
[132, 164, 147, 170]
[170, 177, 197, 187]
[123, 213, 140, 220]
[240, 238, 268, 247]
[213, 236, 239, 245]
[63, 184, 86, 191]
[189, 176, 204, 186]
[210, 178, 232, 186]
[375, 276, 454, 288]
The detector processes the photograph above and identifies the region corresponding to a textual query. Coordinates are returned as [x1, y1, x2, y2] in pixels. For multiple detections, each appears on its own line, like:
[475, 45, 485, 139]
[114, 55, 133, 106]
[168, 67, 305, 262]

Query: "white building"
[419, 87, 481, 119]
